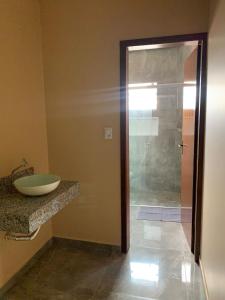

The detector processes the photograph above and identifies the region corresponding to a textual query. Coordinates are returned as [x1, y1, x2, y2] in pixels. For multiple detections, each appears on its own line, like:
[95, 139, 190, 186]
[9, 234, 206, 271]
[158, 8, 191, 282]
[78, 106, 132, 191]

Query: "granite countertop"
[0, 180, 80, 234]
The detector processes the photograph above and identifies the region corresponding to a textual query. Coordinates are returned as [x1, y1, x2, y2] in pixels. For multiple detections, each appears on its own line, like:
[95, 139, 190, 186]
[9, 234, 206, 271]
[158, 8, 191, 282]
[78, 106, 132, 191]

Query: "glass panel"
[128, 46, 185, 208]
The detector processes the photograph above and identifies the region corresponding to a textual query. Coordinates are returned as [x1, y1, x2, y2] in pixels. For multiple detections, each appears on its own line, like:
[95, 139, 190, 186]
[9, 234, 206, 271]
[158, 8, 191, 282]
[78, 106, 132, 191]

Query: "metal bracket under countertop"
[5, 226, 41, 241]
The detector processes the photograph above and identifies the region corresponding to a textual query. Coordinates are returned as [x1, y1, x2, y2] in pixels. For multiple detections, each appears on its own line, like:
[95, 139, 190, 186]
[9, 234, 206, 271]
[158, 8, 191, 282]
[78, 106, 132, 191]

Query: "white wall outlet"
[104, 127, 112, 140]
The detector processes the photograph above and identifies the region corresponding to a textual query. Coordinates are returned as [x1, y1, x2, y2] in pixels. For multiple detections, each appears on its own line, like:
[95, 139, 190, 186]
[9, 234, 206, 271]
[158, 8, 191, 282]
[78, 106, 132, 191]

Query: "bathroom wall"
[0, 0, 51, 288]
[201, 0, 225, 299]
[128, 47, 184, 200]
[40, 0, 209, 245]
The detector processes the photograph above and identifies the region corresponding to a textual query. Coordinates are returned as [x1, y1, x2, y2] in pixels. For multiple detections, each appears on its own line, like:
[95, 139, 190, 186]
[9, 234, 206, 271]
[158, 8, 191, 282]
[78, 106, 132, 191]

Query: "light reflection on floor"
[130, 262, 159, 283]
[181, 262, 192, 283]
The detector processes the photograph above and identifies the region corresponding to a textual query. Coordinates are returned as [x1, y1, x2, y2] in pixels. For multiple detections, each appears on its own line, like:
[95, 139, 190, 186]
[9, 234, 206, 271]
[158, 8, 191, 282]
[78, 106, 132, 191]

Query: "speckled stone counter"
[0, 181, 80, 234]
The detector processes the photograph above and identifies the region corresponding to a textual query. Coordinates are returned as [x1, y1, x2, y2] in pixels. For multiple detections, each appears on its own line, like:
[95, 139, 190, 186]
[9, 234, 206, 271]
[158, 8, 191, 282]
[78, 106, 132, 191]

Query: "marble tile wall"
[129, 46, 193, 198]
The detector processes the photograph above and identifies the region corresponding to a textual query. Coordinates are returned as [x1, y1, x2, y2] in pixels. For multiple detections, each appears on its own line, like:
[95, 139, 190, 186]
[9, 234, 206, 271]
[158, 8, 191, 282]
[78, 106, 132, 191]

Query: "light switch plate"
[104, 127, 112, 140]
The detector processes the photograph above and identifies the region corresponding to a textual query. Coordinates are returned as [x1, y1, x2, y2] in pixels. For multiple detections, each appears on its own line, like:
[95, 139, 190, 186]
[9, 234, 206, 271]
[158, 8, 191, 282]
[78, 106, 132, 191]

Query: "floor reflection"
[130, 262, 159, 283]
[181, 262, 192, 283]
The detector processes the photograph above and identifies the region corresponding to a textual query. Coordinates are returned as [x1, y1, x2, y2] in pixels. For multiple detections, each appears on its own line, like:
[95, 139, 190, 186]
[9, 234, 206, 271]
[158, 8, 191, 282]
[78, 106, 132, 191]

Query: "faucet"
[11, 158, 28, 177]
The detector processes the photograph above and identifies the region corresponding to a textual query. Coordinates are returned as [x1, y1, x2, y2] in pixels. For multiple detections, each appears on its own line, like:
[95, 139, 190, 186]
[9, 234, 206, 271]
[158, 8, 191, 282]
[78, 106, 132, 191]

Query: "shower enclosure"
[128, 45, 196, 208]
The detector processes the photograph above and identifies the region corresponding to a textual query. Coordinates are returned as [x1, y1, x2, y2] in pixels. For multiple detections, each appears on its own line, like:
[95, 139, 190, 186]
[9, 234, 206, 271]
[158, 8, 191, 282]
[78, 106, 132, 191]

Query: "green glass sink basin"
[14, 174, 61, 196]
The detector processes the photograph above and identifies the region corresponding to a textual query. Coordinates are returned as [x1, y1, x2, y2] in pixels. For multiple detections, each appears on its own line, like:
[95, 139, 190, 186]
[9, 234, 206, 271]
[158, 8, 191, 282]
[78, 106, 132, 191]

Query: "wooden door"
[180, 48, 198, 248]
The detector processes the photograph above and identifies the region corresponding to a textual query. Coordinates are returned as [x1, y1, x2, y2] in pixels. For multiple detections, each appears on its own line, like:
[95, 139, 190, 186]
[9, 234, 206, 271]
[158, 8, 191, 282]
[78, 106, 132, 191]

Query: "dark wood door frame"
[120, 33, 208, 263]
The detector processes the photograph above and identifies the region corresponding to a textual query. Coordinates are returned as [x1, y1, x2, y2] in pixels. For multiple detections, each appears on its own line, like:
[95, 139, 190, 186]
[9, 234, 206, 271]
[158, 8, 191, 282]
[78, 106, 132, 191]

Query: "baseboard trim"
[199, 258, 209, 300]
[53, 236, 121, 254]
[0, 238, 53, 298]
[0, 237, 121, 297]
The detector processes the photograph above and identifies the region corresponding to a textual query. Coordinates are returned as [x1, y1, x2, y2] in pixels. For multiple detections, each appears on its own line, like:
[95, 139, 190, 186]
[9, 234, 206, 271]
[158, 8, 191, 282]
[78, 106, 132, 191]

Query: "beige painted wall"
[40, 0, 209, 245]
[0, 0, 52, 287]
[201, 1, 225, 299]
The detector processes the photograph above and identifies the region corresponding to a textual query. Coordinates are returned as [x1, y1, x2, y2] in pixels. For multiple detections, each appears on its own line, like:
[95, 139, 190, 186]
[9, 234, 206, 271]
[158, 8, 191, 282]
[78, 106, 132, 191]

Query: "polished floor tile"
[4, 207, 205, 300]
[130, 206, 188, 252]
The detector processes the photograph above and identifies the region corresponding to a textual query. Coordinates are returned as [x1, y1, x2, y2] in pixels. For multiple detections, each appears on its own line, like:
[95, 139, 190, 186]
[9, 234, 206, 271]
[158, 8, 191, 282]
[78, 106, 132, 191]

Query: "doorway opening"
[120, 34, 207, 263]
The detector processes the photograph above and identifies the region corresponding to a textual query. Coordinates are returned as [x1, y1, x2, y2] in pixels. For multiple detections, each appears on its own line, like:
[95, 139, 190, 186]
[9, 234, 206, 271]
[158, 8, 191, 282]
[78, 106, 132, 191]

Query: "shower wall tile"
[129, 46, 190, 196]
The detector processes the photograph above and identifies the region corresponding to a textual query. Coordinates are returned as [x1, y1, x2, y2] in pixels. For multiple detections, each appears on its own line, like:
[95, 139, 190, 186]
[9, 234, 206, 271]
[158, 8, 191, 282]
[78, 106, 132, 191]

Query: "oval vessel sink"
[14, 174, 61, 196]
